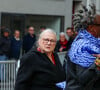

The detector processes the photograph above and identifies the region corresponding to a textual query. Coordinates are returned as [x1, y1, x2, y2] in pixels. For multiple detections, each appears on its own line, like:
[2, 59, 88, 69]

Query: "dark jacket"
[10, 37, 22, 60]
[15, 48, 66, 90]
[65, 54, 100, 90]
[0, 36, 11, 57]
[55, 41, 68, 52]
[67, 37, 75, 50]
[23, 34, 36, 53]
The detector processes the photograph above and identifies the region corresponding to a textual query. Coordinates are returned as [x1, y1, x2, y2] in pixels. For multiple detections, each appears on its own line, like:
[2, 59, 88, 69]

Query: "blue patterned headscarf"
[68, 30, 100, 68]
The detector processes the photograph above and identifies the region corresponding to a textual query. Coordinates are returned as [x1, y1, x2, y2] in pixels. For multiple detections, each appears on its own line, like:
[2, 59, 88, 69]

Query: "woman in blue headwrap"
[65, 4, 100, 90]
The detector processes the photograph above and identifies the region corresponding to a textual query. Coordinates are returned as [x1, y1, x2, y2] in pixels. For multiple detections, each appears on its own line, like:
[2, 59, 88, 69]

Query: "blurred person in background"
[0, 28, 11, 59]
[10, 30, 22, 60]
[23, 26, 36, 53]
[0, 26, 6, 35]
[66, 27, 76, 50]
[55, 32, 68, 52]
[37, 26, 46, 37]
[15, 29, 66, 90]
[40, 25, 46, 32]
[0, 28, 11, 81]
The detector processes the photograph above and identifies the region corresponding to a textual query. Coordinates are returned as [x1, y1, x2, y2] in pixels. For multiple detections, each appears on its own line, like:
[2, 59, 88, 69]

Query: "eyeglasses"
[42, 38, 56, 44]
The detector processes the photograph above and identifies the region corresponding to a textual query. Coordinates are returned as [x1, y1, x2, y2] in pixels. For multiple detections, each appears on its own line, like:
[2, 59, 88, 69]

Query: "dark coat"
[15, 48, 66, 90]
[10, 37, 22, 60]
[55, 41, 67, 52]
[65, 54, 100, 90]
[23, 34, 36, 53]
[66, 37, 75, 50]
[0, 36, 11, 57]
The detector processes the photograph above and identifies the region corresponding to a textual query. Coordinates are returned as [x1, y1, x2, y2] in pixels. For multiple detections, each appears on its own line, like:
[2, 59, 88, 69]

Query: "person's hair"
[36, 29, 57, 47]
[39, 28, 56, 39]
[28, 26, 34, 30]
[73, 4, 96, 31]
[14, 30, 20, 33]
[66, 27, 73, 31]
[66, 27, 75, 33]
[40, 26, 46, 29]
[60, 32, 65, 36]
[14, 30, 20, 34]
[26, 25, 30, 29]
[3, 28, 10, 33]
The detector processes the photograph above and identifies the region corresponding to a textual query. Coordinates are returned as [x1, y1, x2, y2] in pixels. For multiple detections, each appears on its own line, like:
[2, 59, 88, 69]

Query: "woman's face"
[38, 32, 57, 53]
[60, 35, 66, 42]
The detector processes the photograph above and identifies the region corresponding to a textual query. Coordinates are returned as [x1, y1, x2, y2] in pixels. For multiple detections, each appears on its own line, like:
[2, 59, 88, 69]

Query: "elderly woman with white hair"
[15, 29, 66, 90]
[55, 32, 68, 52]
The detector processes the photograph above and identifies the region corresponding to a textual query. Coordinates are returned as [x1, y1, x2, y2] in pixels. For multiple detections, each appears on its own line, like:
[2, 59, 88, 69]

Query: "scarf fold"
[60, 40, 68, 49]
[68, 30, 100, 68]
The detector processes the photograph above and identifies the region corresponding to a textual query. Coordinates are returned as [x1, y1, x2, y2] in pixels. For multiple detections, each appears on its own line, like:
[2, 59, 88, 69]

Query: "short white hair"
[60, 32, 65, 36]
[36, 28, 57, 47]
[39, 28, 57, 40]
[28, 26, 34, 30]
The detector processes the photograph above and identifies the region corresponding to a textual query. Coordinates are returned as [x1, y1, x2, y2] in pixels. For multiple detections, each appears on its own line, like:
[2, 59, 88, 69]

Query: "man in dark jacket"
[23, 26, 36, 53]
[0, 28, 11, 59]
[11, 30, 22, 60]
[0, 28, 11, 81]
[66, 27, 76, 51]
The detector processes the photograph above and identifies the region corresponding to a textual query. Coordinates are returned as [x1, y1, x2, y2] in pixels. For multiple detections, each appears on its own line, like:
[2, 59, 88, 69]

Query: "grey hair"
[60, 32, 65, 36]
[73, 3, 96, 31]
[36, 28, 57, 47]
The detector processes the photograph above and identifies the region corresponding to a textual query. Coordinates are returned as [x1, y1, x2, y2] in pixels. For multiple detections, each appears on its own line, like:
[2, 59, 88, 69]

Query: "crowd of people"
[0, 25, 75, 62]
[14, 4, 100, 90]
[14, 27, 100, 90]
[0, 26, 36, 61]
[55, 27, 76, 52]
[0, 25, 74, 82]
[0, 4, 100, 90]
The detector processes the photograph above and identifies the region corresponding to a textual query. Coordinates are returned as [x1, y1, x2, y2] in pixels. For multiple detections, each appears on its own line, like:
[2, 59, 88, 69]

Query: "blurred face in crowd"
[60, 34, 66, 42]
[38, 30, 57, 53]
[66, 29, 74, 37]
[40, 28, 46, 32]
[14, 30, 20, 38]
[3, 32, 9, 37]
[28, 27, 34, 35]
